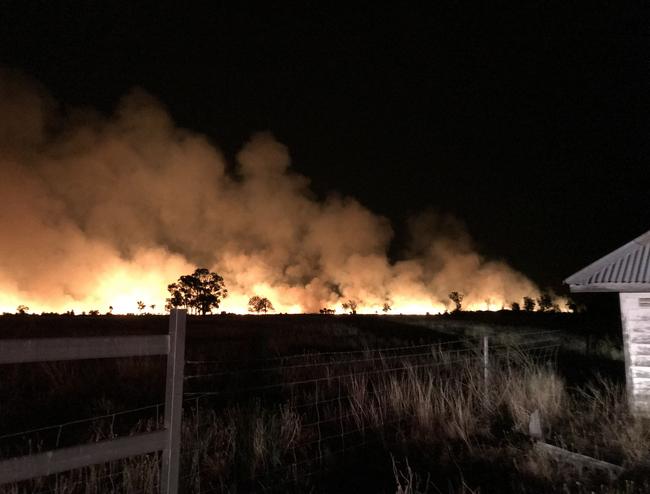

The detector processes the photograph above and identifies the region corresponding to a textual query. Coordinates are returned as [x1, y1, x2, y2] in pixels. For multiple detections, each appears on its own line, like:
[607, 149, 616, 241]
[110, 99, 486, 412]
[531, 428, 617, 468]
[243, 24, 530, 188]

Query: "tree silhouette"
[537, 292, 553, 312]
[137, 301, 146, 313]
[510, 302, 521, 311]
[523, 296, 536, 312]
[448, 291, 464, 312]
[16, 304, 29, 315]
[382, 302, 392, 313]
[342, 300, 358, 315]
[319, 307, 335, 314]
[166, 268, 228, 315]
[248, 296, 275, 313]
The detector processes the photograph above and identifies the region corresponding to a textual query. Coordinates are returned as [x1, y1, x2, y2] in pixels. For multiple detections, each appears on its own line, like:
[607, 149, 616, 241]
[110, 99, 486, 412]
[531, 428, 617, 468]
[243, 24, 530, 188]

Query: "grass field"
[1, 311, 646, 493]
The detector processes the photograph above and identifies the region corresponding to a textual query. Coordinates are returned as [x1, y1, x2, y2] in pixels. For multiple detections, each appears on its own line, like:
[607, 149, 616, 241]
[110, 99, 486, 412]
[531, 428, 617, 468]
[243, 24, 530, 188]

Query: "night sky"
[1, 3, 648, 292]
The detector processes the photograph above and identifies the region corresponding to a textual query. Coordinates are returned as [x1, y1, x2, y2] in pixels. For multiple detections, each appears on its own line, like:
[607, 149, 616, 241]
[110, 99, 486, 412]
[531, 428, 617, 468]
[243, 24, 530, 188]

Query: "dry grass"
[499, 365, 566, 434]
[2, 346, 649, 493]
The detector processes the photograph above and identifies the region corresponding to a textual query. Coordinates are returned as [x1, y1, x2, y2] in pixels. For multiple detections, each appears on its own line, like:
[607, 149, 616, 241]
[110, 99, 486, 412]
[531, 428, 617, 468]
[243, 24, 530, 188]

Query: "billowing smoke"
[0, 69, 541, 314]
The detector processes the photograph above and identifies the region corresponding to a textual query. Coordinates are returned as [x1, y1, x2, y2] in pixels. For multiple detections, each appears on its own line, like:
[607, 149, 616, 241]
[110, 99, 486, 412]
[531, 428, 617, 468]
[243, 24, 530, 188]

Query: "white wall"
[619, 292, 650, 416]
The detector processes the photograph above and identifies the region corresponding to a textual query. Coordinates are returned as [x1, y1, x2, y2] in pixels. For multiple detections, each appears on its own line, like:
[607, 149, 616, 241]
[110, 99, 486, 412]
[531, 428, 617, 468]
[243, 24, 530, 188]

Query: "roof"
[565, 230, 650, 293]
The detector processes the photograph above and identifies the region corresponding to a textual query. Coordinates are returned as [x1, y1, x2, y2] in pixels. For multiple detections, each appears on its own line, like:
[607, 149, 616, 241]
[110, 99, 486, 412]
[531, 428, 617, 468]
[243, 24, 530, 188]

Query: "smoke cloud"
[0, 69, 541, 314]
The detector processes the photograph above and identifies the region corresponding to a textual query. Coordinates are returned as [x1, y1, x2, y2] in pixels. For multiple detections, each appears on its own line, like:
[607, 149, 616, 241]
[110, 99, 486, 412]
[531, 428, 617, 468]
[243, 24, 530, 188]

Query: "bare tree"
[16, 304, 29, 315]
[342, 300, 358, 315]
[448, 291, 464, 312]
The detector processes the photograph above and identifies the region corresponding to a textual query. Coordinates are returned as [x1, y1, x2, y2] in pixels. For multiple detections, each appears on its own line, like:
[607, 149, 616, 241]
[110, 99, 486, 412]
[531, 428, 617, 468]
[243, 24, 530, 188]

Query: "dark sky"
[1, 2, 648, 291]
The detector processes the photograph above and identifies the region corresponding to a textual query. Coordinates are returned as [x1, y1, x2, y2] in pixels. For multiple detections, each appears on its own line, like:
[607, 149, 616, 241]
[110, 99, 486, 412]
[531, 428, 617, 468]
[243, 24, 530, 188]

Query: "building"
[565, 230, 650, 417]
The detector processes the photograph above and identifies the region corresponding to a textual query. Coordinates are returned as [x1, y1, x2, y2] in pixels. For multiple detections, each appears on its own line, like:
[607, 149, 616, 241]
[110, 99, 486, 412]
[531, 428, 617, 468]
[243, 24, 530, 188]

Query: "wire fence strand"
[184, 336, 481, 366]
[2, 334, 561, 494]
[184, 341, 559, 399]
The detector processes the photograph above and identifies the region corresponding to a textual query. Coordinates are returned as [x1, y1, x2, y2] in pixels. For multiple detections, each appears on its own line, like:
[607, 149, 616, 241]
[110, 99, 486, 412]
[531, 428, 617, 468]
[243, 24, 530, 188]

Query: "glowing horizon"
[0, 275, 567, 315]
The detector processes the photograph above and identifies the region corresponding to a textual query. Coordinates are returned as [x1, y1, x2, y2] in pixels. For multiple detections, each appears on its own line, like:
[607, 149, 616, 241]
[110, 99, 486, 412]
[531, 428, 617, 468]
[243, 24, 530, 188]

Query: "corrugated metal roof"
[565, 230, 650, 292]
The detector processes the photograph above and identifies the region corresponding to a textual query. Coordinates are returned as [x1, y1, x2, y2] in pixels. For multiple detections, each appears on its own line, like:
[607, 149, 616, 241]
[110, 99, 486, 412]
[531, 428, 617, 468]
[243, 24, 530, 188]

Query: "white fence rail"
[0, 309, 187, 494]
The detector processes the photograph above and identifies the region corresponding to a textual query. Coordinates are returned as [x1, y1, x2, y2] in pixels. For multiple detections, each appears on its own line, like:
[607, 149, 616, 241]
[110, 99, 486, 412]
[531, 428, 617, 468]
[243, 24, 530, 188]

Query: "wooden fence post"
[0, 314, 183, 488]
[161, 309, 186, 494]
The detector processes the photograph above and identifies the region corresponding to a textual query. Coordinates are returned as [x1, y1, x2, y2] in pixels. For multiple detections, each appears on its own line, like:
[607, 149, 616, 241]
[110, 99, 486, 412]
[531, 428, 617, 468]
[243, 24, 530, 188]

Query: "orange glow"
[0, 268, 569, 315]
[0, 74, 564, 318]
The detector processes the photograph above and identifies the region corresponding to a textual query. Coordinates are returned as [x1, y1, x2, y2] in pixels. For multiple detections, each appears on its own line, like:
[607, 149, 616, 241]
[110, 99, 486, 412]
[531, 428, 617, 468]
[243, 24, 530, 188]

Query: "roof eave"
[569, 283, 650, 293]
[564, 230, 650, 285]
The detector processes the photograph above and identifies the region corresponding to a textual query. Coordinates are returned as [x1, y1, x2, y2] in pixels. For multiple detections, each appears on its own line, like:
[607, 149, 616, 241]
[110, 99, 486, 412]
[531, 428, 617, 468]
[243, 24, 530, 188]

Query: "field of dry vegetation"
[1, 312, 648, 493]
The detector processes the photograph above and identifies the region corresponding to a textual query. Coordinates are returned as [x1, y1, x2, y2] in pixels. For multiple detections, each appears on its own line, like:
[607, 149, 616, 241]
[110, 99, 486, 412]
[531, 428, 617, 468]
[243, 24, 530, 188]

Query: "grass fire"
[0, 4, 646, 493]
[0, 70, 553, 316]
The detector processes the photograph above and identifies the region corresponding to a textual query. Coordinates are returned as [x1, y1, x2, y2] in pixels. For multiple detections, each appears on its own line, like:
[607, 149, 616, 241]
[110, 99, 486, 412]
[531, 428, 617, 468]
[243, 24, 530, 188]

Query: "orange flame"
[0, 266, 567, 315]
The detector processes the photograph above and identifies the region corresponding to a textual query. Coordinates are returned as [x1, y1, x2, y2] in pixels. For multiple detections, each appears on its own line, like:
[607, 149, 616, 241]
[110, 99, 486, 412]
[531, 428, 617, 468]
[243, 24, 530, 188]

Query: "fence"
[0, 322, 560, 493]
[0, 309, 187, 494]
[180, 331, 560, 492]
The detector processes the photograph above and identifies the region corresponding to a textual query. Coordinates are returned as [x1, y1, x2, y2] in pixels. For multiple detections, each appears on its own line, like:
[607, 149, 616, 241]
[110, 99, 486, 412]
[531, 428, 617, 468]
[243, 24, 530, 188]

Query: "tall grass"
[1, 347, 648, 493]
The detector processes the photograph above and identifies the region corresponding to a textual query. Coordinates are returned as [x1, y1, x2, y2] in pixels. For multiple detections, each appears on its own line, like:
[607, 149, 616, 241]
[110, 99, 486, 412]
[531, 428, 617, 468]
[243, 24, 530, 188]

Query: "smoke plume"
[0, 69, 540, 314]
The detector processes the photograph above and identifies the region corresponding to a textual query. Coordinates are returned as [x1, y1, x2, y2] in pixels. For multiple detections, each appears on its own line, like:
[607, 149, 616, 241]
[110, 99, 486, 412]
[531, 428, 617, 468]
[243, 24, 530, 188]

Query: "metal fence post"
[482, 336, 489, 402]
[161, 309, 186, 494]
